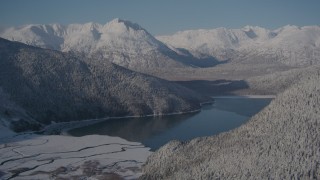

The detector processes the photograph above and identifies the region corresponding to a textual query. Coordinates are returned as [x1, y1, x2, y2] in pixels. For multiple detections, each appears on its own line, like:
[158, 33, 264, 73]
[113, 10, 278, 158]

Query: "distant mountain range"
[3, 19, 320, 71]
[158, 25, 320, 66]
[0, 19, 205, 71]
[0, 38, 205, 132]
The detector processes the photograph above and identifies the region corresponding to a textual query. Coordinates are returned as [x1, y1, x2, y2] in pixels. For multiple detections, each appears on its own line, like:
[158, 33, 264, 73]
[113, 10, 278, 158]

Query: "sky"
[0, 0, 319, 35]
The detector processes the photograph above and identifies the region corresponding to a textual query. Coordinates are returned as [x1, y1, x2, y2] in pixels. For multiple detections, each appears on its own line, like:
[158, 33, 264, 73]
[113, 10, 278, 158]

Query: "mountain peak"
[242, 25, 266, 31]
[275, 25, 300, 33]
[106, 18, 143, 31]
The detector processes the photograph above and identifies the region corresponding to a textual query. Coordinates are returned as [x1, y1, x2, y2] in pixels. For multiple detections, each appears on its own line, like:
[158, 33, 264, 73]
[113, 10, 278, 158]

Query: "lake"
[68, 97, 272, 151]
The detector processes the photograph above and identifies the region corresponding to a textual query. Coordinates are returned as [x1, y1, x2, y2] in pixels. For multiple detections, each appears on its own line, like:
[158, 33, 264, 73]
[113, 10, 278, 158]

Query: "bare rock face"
[0, 38, 205, 131]
[141, 67, 320, 179]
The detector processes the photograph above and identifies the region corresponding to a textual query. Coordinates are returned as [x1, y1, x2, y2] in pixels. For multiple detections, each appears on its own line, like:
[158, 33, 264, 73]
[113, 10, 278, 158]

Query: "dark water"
[68, 97, 272, 151]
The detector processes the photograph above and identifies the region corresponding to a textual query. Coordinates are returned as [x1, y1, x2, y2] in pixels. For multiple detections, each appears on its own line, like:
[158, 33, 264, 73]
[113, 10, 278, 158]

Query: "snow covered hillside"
[0, 38, 205, 132]
[157, 25, 320, 66]
[0, 19, 188, 70]
[142, 65, 320, 179]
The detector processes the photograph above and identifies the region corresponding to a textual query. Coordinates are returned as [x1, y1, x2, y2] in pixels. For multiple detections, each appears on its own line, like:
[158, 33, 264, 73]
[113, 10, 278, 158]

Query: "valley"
[0, 18, 319, 179]
[68, 96, 272, 151]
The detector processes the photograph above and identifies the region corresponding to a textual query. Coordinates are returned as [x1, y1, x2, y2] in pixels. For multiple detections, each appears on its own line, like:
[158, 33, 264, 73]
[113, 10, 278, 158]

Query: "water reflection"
[69, 113, 197, 142]
[213, 98, 272, 117]
[69, 98, 272, 151]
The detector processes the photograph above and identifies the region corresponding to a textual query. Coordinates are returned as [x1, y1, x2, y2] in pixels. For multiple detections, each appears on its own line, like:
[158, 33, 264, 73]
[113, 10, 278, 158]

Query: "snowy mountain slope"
[3, 21, 320, 68]
[0, 38, 205, 132]
[142, 65, 320, 180]
[157, 25, 320, 66]
[0, 19, 190, 70]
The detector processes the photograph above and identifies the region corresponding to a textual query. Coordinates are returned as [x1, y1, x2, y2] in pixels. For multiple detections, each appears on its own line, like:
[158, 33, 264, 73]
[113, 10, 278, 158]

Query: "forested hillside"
[0, 38, 205, 132]
[142, 66, 320, 179]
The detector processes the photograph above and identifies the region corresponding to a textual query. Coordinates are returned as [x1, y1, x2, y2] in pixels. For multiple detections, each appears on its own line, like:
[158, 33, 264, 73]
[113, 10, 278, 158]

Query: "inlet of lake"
[68, 96, 273, 151]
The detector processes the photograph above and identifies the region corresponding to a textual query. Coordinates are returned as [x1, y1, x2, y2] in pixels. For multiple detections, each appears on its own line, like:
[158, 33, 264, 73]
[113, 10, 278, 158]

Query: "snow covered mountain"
[157, 25, 320, 66]
[3, 20, 320, 68]
[0, 19, 189, 70]
[0, 38, 205, 132]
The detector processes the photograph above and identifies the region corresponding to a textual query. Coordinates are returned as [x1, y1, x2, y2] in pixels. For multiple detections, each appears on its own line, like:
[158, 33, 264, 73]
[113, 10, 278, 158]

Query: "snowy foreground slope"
[157, 25, 320, 66]
[0, 133, 151, 179]
[141, 66, 320, 179]
[0, 19, 191, 70]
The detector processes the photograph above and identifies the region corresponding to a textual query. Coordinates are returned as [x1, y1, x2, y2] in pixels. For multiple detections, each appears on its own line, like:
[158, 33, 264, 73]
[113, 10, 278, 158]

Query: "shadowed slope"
[0, 38, 205, 132]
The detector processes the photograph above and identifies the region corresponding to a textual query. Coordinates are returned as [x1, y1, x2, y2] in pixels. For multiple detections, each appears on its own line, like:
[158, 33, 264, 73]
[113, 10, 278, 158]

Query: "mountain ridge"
[157, 25, 320, 65]
[0, 19, 191, 71]
[2, 20, 320, 75]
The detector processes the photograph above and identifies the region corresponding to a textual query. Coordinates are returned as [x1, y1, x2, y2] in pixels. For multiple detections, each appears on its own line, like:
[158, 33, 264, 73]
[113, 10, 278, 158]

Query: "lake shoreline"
[0, 132, 152, 179]
[0, 105, 205, 179]
[212, 95, 276, 99]
[43, 108, 203, 136]
[68, 96, 272, 151]
[0, 95, 272, 179]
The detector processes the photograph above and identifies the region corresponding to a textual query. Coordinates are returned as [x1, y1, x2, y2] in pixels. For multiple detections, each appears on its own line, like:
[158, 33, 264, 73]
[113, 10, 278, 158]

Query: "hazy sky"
[1, 0, 319, 35]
